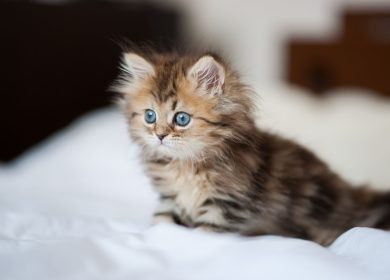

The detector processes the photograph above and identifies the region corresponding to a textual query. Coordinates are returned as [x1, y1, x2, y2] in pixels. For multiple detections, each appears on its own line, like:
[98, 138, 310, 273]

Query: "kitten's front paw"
[153, 213, 176, 225]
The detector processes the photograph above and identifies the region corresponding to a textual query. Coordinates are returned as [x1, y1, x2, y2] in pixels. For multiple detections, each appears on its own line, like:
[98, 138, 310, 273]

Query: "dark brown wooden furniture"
[0, 1, 180, 161]
[286, 9, 390, 97]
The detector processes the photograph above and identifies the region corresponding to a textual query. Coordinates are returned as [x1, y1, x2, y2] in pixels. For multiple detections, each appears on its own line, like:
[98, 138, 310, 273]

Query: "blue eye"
[144, 109, 156, 124]
[174, 112, 191, 126]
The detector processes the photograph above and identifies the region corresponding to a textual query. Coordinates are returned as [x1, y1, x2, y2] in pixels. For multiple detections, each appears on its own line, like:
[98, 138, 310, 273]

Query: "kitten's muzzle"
[157, 134, 168, 141]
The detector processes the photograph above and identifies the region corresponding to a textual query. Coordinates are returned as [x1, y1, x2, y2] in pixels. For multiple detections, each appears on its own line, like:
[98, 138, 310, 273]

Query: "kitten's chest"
[149, 162, 211, 219]
[174, 172, 209, 217]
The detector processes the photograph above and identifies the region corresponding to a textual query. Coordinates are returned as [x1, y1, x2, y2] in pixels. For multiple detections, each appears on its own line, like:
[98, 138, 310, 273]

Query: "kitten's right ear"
[122, 53, 155, 81]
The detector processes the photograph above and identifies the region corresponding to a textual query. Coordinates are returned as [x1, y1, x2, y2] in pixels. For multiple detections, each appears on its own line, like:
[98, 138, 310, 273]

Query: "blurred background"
[1, 0, 390, 188]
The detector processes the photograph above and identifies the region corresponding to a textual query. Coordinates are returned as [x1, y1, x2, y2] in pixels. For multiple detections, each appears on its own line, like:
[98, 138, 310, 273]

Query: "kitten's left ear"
[122, 53, 155, 81]
[187, 55, 225, 96]
[113, 52, 155, 95]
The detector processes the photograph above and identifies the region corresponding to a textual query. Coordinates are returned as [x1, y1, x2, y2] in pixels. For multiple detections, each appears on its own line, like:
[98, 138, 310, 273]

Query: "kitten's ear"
[122, 53, 155, 81]
[187, 55, 225, 96]
[112, 53, 155, 95]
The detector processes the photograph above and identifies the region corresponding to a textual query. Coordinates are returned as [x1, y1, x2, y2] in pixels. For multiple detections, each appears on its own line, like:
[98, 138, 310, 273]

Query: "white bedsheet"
[0, 217, 389, 280]
[0, 84, 389, 279]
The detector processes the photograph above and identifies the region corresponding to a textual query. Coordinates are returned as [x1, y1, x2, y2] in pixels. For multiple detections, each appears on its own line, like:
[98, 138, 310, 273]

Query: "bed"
[1, 2, 390, 279]
[0, 84, 389, 280]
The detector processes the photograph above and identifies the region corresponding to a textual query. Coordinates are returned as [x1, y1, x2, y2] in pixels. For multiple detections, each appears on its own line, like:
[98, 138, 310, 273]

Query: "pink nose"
[157, 134, 168, 141]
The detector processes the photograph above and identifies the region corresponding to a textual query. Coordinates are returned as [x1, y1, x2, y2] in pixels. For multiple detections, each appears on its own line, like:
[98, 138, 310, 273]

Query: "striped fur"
[114, 51, 390, 246]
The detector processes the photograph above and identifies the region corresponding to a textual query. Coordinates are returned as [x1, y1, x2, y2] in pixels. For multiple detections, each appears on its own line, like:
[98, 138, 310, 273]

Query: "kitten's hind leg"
[194, 222, 233, 233]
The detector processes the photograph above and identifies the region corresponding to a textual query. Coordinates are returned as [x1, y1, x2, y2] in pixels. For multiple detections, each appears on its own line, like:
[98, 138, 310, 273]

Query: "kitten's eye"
[144, 109, 157, 124]
[174, 112, 191, 126]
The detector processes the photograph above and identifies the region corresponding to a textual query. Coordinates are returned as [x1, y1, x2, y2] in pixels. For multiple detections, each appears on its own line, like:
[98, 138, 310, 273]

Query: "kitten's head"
[113, 51, 255, 161]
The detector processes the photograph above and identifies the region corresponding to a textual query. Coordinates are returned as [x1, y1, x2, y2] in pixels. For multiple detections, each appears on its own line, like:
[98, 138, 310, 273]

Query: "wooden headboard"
[0, 1, 180, 161]
[286, 9, 390, 97]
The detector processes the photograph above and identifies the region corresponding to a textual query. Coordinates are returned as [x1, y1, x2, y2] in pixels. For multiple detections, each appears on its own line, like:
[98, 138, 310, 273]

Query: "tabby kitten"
[114, 50, 390, 245]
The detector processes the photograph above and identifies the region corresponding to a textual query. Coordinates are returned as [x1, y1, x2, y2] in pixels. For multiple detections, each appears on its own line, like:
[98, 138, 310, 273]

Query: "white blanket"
[0, 84, 389, 279]
[1, 217, 389, 280]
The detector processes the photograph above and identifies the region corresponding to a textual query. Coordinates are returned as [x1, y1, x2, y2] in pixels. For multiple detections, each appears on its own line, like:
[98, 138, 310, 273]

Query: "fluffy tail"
[355, 189, 390, 230]
[371, 191, 390, 229]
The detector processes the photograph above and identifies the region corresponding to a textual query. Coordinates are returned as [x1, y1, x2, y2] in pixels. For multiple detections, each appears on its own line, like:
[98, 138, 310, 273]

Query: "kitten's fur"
[114, 50, 390, 245]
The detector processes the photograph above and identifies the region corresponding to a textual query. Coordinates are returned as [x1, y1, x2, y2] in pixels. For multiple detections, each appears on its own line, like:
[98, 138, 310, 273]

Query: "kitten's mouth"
[155, 141, 176, 156]
[158, 141, 171, 148]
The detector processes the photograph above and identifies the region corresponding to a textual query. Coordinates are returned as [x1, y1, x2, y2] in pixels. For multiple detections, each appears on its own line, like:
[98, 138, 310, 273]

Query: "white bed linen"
[0, 218, 389, 280]
[0, 84, 389, 280]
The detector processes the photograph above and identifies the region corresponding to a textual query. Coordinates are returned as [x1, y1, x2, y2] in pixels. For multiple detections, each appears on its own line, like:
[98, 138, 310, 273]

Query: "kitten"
[113, 50, 390, 245]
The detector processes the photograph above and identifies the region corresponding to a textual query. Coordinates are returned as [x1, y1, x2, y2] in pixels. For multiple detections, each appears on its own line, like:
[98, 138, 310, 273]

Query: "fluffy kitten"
[113, 50, 390, 245]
